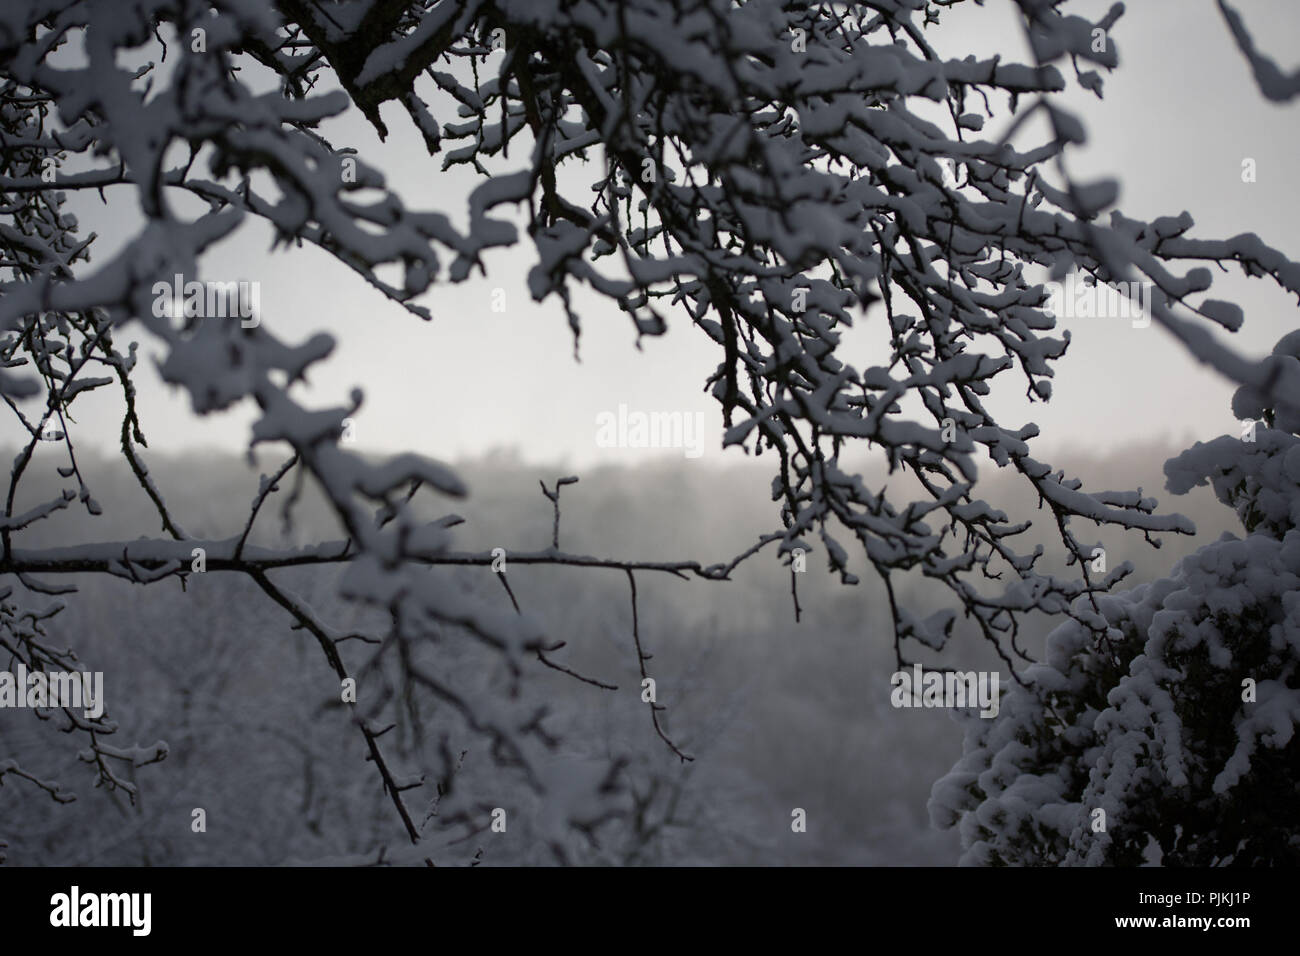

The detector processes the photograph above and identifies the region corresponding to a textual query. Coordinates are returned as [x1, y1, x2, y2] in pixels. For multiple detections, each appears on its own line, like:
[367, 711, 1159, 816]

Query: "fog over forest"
[1, 436, 1233, 865]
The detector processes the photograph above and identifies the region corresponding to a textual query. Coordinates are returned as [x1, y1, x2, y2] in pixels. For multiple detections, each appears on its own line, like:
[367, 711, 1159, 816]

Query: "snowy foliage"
[931, 334, 1300, 865]
[1, 0, 1298, 862]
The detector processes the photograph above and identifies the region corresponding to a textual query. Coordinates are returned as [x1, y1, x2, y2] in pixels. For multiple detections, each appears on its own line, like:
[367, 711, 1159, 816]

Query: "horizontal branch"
[1, 537, 731, 580]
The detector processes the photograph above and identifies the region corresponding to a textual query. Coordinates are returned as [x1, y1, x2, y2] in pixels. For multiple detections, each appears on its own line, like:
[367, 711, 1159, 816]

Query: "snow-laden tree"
[2, 0, 1299, 863]
[930, 331, 1300, 866]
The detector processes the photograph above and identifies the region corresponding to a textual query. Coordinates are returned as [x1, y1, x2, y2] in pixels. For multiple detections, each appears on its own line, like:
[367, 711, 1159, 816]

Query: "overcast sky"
[45, 0, 1300, 471]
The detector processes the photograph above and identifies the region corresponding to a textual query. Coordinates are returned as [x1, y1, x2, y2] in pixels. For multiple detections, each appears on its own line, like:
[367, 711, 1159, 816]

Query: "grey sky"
[41, 0, 1300, 470]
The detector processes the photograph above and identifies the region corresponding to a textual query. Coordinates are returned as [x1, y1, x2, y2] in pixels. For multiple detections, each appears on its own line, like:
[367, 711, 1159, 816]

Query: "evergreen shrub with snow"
[931, 333, 1300, 866]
